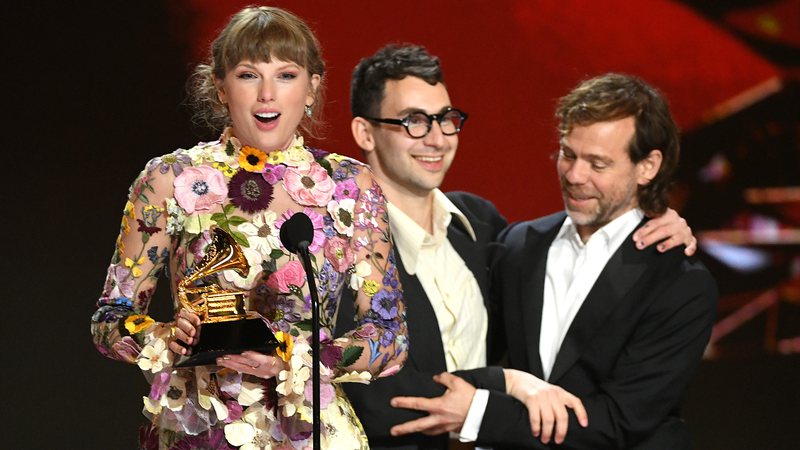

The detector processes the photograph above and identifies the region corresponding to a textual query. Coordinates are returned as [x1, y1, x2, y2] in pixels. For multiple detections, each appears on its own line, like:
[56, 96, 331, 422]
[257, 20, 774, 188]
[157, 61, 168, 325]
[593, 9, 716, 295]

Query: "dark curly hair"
[350, 44, 443, 118]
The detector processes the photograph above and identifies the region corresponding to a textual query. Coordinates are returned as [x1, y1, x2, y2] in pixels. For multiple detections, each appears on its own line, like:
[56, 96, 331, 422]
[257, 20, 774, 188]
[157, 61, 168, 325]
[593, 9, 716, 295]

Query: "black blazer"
[335, 191, 507, 450]
[459, 212, 718, 450]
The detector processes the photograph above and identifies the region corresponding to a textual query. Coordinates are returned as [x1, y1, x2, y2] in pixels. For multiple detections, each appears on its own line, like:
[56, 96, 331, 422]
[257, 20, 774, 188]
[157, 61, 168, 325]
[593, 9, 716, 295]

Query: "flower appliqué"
[228, 170, 274, 214]
[283, 161, 336, 207]
[239, 146, 268, 173]
[173, 165, 228, 214]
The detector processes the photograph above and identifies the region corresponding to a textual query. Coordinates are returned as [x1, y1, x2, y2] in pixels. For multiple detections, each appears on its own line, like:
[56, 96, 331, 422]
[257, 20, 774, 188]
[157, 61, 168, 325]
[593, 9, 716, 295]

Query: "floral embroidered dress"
[91, 129, 408, 449]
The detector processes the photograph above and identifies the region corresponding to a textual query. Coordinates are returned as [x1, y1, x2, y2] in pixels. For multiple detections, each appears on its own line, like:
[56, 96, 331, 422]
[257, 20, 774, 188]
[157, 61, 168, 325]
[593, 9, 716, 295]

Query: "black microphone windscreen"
[279, 212, 314, 254]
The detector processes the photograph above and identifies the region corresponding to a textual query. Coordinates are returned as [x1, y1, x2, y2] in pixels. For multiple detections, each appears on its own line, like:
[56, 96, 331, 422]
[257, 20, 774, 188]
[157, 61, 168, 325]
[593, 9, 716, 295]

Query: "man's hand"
[634, 207, 697, 256]
[389, 372, 475, 436]
[504, 369, 588, 445]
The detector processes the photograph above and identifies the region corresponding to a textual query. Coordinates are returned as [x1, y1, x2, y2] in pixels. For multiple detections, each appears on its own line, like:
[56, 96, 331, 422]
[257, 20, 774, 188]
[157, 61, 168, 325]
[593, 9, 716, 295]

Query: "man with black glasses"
[336, 44, 507, 450]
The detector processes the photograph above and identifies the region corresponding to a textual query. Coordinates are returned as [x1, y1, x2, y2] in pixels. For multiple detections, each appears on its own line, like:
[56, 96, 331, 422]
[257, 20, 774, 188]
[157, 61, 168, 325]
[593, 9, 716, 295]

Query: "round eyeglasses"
[363, 107, 468, 138]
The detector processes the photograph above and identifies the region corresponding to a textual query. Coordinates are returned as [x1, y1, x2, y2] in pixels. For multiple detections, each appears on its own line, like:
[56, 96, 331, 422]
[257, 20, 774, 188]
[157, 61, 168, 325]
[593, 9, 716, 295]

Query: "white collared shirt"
[459, 208, 644, 444]
[540, 208, 644, 379]
[388, 189, 488, 372]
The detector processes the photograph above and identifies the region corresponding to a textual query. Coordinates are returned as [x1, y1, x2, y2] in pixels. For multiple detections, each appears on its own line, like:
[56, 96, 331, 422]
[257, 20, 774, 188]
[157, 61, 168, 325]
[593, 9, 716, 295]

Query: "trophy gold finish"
[174, 227, 277, 367]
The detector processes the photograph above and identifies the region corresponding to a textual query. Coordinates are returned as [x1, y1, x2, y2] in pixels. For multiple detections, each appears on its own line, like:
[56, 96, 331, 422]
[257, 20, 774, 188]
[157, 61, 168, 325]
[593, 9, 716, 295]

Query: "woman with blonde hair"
[91, 6, 407, 449]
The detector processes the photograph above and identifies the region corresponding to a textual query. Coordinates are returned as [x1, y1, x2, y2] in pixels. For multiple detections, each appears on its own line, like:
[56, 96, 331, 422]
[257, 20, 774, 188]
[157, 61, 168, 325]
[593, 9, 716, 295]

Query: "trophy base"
[175, 315, 279, 368]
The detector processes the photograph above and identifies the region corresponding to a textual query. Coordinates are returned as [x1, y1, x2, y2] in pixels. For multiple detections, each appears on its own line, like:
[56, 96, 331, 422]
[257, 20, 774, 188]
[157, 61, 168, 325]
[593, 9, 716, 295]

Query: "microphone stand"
[278, 212, 321, 448]
[295, 242, 321, 449]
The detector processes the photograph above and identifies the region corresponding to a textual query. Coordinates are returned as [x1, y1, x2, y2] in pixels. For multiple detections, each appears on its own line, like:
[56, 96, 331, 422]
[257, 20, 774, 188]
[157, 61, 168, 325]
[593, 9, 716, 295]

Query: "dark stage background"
[7, 1, 799, 449]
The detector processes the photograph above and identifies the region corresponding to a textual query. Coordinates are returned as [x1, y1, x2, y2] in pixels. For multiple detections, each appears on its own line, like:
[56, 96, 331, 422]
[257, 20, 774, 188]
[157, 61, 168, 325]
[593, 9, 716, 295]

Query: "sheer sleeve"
[330, 161, 408, 379]
[90, 159, 178, 364]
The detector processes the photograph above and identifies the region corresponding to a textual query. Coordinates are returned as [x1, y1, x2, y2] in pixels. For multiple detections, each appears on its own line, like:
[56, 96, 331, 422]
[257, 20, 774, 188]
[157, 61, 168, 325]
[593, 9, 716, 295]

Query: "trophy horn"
[198, 227, 250, 278]
[177, 227, 250, 320]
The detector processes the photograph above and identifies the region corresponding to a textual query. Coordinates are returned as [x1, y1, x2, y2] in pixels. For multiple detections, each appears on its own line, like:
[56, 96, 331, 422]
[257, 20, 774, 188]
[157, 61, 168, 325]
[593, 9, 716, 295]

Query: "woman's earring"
[304, 105, 313, 117]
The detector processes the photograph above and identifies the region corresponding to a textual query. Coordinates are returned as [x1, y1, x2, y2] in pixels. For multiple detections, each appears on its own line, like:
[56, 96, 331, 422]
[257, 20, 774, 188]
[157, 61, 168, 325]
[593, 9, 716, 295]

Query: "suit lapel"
[394, 250, 448, 373]
[548, 222, 651, 383]
[520, 216, 566, 378]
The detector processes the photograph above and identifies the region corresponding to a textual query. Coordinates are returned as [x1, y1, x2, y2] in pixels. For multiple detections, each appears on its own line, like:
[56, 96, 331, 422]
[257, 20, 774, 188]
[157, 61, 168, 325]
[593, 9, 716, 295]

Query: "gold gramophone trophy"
[174, 226, 277, 367]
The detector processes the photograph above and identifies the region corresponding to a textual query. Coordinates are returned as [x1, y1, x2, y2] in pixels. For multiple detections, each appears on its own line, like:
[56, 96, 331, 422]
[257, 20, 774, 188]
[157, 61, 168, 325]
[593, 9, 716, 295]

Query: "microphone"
[279, 212, 314, 255]
[277, 210, 321, 448]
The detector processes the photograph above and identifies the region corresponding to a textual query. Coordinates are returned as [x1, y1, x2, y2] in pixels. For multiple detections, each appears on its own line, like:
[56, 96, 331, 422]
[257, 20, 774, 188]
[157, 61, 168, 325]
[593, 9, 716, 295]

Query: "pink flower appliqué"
[333, 178, 360, 201]
[111, 336, 143, 363]
[324, 236, 354, 272]
[266, 260, 306, 294]
[282, 162, 335, 207]
[103, 263, 134, 299]
[305, 380, 335, 410]
[353, 322, 379, 339]
[173, 165, 227, 214]
[261, 163, 286, 185]
[149, 371, 171, 400]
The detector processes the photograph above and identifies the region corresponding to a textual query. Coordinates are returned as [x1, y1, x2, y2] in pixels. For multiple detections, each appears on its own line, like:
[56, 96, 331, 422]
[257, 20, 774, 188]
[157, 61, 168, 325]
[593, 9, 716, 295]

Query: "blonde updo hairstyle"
[190, 6, 326, 139]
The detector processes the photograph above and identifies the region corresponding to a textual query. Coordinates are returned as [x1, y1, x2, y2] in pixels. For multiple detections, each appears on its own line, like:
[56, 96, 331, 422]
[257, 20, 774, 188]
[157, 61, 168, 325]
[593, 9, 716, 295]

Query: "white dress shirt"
[387, 189, 488, 372]
[540, 208, 644, 379]
[460, 208, 644, 443]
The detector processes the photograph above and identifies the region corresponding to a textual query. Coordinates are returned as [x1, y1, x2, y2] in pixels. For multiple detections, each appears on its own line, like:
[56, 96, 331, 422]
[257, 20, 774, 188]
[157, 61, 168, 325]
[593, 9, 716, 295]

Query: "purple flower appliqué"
[308, 147, 330, 160]
[228, 170, 274, 213]
[147, 152, 191, 176]
[148, 371, 171, 400]
[268, 295, 302, 332]
[382, 264, 399, 289]
[380, 329, 396, 347]
[332, 160, 360, 181]
[320, 338, 344, 369]
[371, 288, 398, 320]
[170, 428, 236, 450]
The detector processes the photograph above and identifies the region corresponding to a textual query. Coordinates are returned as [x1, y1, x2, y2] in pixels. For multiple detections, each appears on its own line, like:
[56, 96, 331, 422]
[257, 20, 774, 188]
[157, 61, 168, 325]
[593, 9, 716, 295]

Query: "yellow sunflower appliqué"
[239, 146, 268, 172]
[275, 331, 294, 362]
[124, 314, 155, 335]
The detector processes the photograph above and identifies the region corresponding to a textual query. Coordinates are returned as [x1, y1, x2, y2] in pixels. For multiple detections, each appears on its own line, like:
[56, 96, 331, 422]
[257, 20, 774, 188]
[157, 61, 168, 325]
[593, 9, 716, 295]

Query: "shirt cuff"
[458, 388, 489, 443]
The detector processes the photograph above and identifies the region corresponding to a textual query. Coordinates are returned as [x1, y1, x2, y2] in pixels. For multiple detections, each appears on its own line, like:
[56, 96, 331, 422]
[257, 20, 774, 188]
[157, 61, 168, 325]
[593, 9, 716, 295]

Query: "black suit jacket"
[335, 191, 507, 450]
[460, 212, 718, 450]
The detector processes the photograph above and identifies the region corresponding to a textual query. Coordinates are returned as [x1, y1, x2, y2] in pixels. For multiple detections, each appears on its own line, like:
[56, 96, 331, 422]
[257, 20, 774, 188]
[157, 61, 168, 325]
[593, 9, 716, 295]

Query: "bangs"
[214, 9, 318, 76]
